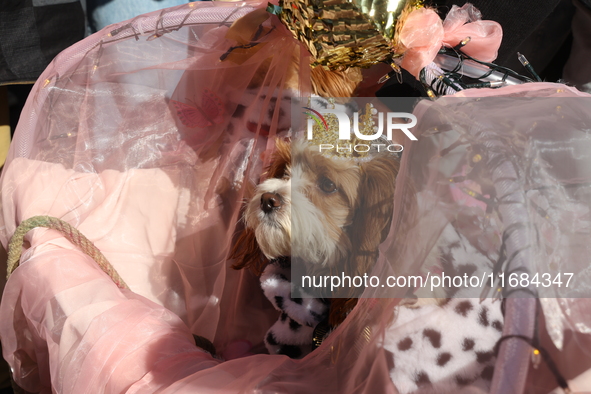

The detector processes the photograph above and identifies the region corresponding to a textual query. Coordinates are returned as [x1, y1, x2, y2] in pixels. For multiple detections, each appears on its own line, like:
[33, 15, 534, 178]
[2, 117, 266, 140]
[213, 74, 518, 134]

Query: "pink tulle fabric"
[1, 1, 591, 393]
[400, 4, 503, 78]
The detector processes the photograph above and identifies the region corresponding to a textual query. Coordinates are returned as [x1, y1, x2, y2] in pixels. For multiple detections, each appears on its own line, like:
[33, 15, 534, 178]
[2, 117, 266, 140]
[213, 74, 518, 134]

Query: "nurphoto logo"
[303, 107, 417, 154]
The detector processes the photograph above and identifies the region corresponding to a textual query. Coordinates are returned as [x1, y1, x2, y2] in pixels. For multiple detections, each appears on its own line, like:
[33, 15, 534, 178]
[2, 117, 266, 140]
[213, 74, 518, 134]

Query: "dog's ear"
[329, 154, 399, 325]
[230, 226, 268, 275]
[265, 138, 291, 179]
[349, 154, 399, 278]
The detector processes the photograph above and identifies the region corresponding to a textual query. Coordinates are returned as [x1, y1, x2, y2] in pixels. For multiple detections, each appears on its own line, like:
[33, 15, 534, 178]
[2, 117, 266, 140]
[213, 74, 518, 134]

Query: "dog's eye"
[274, 166, 290, 179]
[318, 176, 337, 193]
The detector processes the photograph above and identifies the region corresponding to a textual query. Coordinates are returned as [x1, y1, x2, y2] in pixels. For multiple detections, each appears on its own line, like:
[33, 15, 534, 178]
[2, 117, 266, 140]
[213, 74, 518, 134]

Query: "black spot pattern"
[437, 352, 452, 367]
[309, 310, 323, 323]
[481, 365, 495, 380]
[492, 320, 503, 332]
[398, 337, 413, 351]
[384, 350, 395, 370]
[423, 329, 442, 348]
[274, 256, 291, 268]
[280, 312, 288, 322]
[274, 296, 284, 310]
[278, 273, 289, 282]
[289, 319, 301, 331]
[455, 375, 474, 386]
[266, 332, 278, 346]
[279, 345, 302, 358]
[478, 306, 489, 327]
[455, 301, 473, 317]
[291, 297, 303, 305]
[233, 104, 246, 117]
[414, 371, 431, 386]
[476, 351, 494, 364]
[438, 239, 478, 297]
[462, 338, 475, 351]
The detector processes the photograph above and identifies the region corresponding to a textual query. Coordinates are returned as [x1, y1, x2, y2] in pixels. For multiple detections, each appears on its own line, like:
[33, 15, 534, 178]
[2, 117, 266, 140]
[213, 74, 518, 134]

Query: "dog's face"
[244, 139, 364, 265]
[241, 139, 399, 277]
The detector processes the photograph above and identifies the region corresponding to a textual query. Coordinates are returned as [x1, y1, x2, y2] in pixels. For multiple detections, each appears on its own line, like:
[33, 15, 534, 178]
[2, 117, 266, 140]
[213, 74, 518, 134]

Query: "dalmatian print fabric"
[260, 257, 328, 359]
[383, 298, 503, 393]
[259, 223, 504, 393]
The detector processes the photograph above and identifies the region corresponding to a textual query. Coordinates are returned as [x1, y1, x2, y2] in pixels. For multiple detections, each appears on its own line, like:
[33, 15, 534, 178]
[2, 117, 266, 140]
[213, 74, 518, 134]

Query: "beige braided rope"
[6, 215, 129, 289]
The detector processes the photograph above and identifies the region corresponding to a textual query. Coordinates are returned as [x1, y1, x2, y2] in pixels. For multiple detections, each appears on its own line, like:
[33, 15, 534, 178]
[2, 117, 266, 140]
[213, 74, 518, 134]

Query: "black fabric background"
[378, 0, 576, 97]
[0, 0, 85, 85]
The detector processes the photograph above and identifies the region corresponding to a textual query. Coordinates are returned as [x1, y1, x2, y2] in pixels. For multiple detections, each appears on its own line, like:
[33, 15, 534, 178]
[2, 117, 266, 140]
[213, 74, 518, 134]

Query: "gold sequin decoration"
[278, 0, 421, 70]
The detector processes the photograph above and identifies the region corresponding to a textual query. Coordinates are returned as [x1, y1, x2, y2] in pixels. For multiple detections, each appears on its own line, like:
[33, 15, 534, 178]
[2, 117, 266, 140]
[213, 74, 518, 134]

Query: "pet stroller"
[1, 1, 591, 393]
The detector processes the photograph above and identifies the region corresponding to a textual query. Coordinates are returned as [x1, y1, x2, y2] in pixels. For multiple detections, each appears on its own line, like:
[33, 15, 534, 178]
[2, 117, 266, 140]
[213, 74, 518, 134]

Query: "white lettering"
[306, 109, 418, 141]
[387, 113, 418, 141]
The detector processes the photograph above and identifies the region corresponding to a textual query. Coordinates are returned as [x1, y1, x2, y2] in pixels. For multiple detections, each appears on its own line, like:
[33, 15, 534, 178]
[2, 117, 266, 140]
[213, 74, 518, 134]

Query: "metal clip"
[378, 63, 402, 84]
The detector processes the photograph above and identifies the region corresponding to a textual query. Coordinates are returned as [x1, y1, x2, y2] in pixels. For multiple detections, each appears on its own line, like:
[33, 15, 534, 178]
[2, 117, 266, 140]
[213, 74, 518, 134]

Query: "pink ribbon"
[399, 4, 503, 79]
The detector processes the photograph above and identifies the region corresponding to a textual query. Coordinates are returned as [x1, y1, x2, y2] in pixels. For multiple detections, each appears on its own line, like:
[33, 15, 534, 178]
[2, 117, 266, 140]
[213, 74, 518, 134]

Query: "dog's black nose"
[261, 192, 281, 213]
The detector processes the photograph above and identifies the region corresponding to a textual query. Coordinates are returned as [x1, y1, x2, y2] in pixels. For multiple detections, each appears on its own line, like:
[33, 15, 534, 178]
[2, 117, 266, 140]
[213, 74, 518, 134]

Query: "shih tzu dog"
[229, 115, 502, 394]
[231, 136, 400, 358]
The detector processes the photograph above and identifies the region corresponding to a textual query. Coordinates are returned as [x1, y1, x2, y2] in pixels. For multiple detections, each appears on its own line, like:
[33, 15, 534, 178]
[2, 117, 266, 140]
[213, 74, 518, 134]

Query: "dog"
[230, 136, 504, 393]
[231, 137, 400, 357]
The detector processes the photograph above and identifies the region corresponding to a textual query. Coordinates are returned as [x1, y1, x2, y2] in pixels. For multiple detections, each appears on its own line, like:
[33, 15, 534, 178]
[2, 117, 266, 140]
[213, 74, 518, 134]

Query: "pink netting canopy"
[1, 2, 591, 393]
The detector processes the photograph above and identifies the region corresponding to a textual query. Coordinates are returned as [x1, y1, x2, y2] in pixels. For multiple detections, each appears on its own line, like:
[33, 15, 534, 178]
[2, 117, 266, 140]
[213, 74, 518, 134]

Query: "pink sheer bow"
[399, 3, 503, 79]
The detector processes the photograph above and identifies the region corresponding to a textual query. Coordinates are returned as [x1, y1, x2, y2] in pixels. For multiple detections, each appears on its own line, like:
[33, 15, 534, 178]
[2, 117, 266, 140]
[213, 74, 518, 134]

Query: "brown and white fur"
[231, 138, 399, 327]
[230, 139, 503, 393]
[223, 20, 502, 387]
